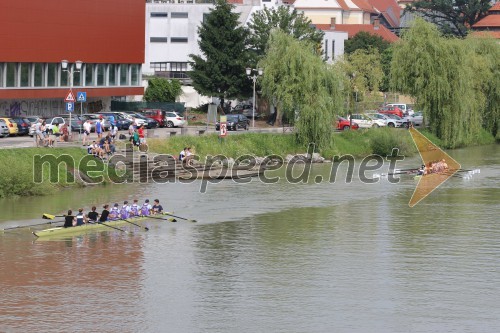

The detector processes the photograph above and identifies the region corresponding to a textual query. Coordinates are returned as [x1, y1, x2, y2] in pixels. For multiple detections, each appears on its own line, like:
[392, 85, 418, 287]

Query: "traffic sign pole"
[77, 92, 86, 140]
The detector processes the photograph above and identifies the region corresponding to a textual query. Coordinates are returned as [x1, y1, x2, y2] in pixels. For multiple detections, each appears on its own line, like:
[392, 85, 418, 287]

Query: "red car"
[378, 105, 404, 118]
[336, 116, 359, 131]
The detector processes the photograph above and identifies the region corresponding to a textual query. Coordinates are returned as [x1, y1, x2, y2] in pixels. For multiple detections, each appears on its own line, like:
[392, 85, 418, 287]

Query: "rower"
[99, 204, 110, 222]
[152, 199, 163, 215]
[141, 199, 152, 216]
[417, 164, 425, 176]
[63, 210, 74, 228]
[120, 200, 131, 219]
[109, 203, 120, 220]
[130, 199, 140, 217]
[75, 208, 87, 226]
[87, 206, 99, 222]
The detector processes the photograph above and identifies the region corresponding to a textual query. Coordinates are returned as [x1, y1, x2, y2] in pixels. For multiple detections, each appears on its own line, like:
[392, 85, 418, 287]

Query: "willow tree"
[391, 19, 482, 148]
[259, 30, 344, 148]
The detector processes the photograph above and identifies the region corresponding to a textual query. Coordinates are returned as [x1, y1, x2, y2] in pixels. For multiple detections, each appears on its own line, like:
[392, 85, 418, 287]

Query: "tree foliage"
[391, 19, 499, 148]
[189, 0, 251, 103]
[247, 6, 324, 64]
[344, 31, 390, 55]
[404, 0, 492, 37]
[144, 77, 182, 102]
[259, 31, 344, 148]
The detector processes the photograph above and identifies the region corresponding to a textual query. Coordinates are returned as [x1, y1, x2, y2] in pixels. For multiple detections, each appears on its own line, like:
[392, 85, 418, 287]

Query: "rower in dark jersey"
[152, 199, 163, 215]
[99, 204, 110, 222]
[87, 206, 99, 222]
[63, 210, 74, 228]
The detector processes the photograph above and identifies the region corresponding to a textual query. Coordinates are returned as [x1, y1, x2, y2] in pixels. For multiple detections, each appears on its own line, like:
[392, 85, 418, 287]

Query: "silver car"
[403, 112, 424, 126]
[0, 119, 10, 137]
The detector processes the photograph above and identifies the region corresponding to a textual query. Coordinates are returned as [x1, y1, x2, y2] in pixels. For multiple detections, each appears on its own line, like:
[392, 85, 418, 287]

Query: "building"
[472, 2, 500, 39]
[0, 0, 145, 117]
[316, 18, 399, 43]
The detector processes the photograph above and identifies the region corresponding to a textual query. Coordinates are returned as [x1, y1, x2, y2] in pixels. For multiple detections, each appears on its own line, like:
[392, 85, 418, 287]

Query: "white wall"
[322, 30, 348, 63]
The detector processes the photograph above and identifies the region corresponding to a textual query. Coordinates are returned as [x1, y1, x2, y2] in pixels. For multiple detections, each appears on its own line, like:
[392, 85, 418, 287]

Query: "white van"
[387, 103, 413, 116]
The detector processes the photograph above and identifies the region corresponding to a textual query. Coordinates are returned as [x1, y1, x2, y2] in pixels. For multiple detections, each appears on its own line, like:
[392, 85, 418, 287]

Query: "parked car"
[97, 112, 132, 130]
[114, 111, 148, 127]
[378, 105, 404, 118]
[0, 117, 19, 135]
[125, 112, 158, 129]
[0, 119, 10, 137]
[386, 103, 413, 116]
[215, 114, 249, 131]
[348, 114, 385, 128]
[403, 111, 424, 127]
[56, 114, 84, 133]
[44, 117, 82, 132]
[336, 116, 359, 131]
[165, 111, 186, 128]
[81, 114, 111, 131]
[10, 117, 31, 135]
[141, 109, 167, 127]
[366, 113, 404, 128]
[384, 114, 410, 128]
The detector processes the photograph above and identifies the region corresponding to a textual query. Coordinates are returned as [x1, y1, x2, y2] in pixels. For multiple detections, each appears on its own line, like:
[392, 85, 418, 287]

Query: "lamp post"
[246, 67, 263, 129]
[61, 59, 83, 138]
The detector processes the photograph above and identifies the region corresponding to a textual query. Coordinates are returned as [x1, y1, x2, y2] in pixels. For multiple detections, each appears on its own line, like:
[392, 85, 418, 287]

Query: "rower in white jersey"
[109, 203, 120, 220]
[130, 199, 140, 216]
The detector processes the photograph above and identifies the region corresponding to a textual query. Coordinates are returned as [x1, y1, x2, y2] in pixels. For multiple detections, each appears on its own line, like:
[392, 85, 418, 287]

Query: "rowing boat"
[33, 216, 153, 238]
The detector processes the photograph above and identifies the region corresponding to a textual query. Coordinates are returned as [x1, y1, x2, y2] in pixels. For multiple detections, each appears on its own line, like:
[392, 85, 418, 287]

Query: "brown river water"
[0, 144, 499, 332]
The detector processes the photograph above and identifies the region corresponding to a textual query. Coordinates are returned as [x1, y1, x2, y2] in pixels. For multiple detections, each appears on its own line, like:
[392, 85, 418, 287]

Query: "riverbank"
[0, 147, 111, 198]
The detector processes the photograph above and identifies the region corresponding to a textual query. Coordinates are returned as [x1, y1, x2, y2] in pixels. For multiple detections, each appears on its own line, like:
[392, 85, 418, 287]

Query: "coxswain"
[75, 208, 87, 226]
[109, 203, 120, 220]
[99, 204, 110, 222]
[120, 200, 131, 219]
[417, 165, 425, 176]
[141, 199, 152, 216]
[63, 210, 74, 228]
[87, 206, 99, 222]
[130, 199, 140, 217]
[152, 199, 163, 215]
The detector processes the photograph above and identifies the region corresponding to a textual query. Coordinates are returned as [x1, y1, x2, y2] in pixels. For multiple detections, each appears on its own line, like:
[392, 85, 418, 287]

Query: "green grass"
[0, 147, 112, 198]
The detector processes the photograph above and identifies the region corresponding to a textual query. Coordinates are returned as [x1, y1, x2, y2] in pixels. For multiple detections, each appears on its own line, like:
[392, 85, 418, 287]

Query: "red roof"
[368, 0, 401, 27]
[351, 0, 378, 13]
[315, 23, 399, 42]
[490, 2, 500, 11]
[473, 15, 500, 28]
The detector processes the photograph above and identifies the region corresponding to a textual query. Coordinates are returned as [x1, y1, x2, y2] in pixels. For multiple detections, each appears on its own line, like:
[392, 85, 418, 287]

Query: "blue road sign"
[66, 102, 74, 112]
[77, 92, 87, 102]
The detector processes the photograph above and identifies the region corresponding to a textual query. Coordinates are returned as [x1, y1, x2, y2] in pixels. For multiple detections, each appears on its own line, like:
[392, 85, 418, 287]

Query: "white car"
[367, 113, 404, 128]
[116, 112, 147, 127]
[0, 119, 10, 137]
[348, 114, 385, 128]
[165, 111, 186, 128]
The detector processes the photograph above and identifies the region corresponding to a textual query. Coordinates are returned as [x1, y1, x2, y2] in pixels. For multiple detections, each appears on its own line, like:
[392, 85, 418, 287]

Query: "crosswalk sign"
[77, 92, 87, 102]
[66, 102, 74, 112]
[64, 90, 75, 102]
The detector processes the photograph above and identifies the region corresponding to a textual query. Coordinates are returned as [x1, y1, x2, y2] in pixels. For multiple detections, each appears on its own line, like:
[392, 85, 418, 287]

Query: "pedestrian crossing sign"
[77, 92, 87, 102]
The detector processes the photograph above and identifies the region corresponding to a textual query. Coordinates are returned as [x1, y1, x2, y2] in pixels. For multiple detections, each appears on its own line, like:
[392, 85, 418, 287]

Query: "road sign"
[220, 123, 227, 137]
[64, 90, 75, 102]
[66, 102, 74, 112]
[77, 92, 87, 102]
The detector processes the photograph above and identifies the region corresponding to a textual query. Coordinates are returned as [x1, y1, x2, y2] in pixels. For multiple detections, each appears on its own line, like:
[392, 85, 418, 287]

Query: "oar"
[87, 220, 129, 234]
[146, 215, 177, 223]
[161, 212, 197, 223]
[3, 220, 64, 231]
[42, 213, 65, 220]
[121, 218, 149, 231]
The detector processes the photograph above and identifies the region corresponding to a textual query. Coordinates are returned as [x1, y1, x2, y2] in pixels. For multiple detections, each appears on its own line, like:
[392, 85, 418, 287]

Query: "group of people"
[87, 133, 116, 158]
[34, 119, 68, 147]
[128, 119, 147, 149]
[179, 147, 194, 165]
[417, 159, 449, 176]
[63, 199, 165, 228]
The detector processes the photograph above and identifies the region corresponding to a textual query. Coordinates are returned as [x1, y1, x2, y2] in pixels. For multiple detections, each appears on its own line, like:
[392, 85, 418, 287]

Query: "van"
[386, 103, 413, 116]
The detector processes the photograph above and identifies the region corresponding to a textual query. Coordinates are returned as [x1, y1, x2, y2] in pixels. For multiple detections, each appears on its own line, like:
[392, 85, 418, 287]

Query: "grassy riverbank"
[0, 147, 110, 198]
[147, 127, 496, 161]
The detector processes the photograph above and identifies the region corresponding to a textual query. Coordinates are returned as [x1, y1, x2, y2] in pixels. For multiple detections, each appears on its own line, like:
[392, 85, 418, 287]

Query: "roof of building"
[490, 2, 500, 11]
[472, 2, 500, 28]
[315, 23, 399, 42]
[368, 0, 401, 27]
[294, 0, 371, 11]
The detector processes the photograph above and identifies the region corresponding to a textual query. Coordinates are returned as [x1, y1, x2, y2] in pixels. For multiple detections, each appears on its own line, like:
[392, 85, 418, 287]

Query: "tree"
[391, 19, 484, 148]
[259, 31, 344, 148]
[404, 0, 492, 37]
[144, 77, 182, 102]
[247, 6, 324, 64]
[189, 0, 251, 108]
[344, 31, 390, 55]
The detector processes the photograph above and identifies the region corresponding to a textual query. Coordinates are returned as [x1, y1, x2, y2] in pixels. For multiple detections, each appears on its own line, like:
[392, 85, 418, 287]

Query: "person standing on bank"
[83, 119, 92, 146]
[95, 117, 103, 140]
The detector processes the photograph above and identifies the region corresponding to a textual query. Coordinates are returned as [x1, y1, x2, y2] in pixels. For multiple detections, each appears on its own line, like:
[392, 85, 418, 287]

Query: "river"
[0, 144, 499, 332]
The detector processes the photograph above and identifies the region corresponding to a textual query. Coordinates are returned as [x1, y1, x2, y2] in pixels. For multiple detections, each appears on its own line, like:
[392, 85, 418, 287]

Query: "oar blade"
[42, 213, 56, 220]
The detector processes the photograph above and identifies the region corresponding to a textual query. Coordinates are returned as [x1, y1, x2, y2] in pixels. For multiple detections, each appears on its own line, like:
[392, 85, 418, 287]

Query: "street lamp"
[246, 67, 263, 129]
[61, 60, 83, 137]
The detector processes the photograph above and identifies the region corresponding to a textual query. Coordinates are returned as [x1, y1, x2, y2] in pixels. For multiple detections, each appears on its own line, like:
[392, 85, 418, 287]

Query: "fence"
[111, 101, 185, 115]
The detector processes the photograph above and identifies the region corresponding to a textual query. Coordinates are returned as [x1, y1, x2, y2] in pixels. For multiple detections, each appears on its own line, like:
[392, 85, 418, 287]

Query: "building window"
[109, 64, 117, 86]
[171, 37, 188, 43]
[60, 64, 69, 87]
[85, 64, 94, 86]
[131, 65, 140, 86]
[73, 67, 81, 87]
[34, 63, 44, 87]
[151, 12, 168, 17]
[96, 64, 105, 86]
[150, 37, 169, 43]
[6, 63, 16, 87]
[332, 41, 335, 58]
[119, 64, 129, 86]
[20, 63, 30, 87]
[0, 63, 3, 87]
[171, 12, 188, 18]
[324, 39, 329, 59]
[47, 63, 57, 87]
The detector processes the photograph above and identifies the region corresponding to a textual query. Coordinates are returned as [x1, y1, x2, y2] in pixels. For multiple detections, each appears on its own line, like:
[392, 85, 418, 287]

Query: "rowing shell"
[33, 215, 158, 238]
[373, 168, 480, 180]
